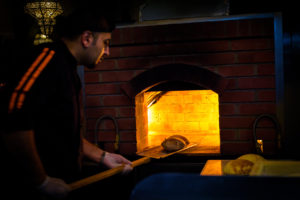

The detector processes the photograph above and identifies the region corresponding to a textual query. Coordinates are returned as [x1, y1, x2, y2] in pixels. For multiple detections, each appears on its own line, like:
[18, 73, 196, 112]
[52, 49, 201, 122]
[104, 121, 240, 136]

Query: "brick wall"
[84, 17, 276, 156]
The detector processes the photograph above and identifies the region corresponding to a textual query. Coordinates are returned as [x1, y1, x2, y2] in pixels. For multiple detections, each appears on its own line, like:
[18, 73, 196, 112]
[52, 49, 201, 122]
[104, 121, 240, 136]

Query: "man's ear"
[81, 31, 93, 48]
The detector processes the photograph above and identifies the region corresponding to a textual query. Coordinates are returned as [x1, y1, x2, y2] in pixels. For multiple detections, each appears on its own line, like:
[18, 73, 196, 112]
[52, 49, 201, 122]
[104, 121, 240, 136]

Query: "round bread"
[237, 154, 265, 163]
[223, 159, 254, 175]
[167, 135, 190, 145]
[161, 135, 189, 152]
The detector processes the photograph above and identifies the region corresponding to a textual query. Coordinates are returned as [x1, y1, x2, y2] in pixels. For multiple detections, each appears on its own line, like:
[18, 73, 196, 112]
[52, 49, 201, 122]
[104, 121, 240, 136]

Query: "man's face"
[86, 32, 111, 68]
[94, 32, 111, 64]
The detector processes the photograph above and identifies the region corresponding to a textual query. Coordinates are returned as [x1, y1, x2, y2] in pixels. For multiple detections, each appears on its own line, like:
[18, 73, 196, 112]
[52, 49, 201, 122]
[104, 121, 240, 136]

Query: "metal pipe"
[252, 114, 282, 155]
[94, 115, 120, 153]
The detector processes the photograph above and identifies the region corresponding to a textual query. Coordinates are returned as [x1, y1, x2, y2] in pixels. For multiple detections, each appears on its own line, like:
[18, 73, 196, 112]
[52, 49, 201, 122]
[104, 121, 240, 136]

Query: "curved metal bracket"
[94, 115, 120, 152]
[253, 114, 281, 154]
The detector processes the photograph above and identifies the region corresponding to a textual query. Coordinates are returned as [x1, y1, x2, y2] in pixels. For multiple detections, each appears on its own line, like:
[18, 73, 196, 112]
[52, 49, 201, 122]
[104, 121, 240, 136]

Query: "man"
[1, 7, 132, 199]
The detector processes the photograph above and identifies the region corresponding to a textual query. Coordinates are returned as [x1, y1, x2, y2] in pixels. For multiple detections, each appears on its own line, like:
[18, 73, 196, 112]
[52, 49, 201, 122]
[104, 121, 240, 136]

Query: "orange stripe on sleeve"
[8, 48, 49, 113]
[16, 93, 25, 110]
[16, 50, 55, 109]
[8, 92, 18, 113]
[23, 50, 55, 92]
[15, 48, 49, 91]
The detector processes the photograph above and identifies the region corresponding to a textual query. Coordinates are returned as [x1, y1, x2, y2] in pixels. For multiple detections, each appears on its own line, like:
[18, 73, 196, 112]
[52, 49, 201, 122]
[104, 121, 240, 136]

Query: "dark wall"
[230, 0, 300, 158]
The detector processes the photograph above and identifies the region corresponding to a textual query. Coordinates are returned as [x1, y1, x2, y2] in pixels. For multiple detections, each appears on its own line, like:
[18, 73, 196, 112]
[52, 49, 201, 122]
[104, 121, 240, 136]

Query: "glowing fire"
[135, 90, 220, 154]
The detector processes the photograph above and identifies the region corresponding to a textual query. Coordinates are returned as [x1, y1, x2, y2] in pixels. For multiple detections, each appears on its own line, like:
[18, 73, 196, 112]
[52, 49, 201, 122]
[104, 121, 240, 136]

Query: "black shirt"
[1, 41, 82, 182]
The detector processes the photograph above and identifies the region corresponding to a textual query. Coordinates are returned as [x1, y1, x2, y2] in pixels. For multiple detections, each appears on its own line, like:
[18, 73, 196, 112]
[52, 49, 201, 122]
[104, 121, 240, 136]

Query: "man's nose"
[104, 46, 110, 56]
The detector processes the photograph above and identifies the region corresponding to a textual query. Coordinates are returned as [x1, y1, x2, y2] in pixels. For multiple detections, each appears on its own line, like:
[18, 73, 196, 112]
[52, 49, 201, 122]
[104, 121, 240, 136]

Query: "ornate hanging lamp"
[24, 0, 63, 45]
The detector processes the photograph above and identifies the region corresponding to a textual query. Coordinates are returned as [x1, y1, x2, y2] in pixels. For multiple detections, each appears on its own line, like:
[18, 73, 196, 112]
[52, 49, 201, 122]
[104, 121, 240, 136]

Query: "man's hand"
[37, 176, 71, 199]
[102, 152, 133, 174]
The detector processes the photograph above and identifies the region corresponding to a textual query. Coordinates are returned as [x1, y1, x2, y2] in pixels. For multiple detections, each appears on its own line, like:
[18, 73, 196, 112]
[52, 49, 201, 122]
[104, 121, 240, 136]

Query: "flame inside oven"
[135, 90, 221, 154]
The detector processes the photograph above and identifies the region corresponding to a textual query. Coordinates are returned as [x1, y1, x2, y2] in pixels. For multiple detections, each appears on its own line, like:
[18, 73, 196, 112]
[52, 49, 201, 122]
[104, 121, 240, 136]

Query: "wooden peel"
[69, 156, 151, 191]
[69, 143, 196, 191]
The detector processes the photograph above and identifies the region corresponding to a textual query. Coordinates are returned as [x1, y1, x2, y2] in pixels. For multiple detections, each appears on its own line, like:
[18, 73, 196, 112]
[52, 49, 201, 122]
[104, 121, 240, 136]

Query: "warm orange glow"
[135, 90, 220, 154]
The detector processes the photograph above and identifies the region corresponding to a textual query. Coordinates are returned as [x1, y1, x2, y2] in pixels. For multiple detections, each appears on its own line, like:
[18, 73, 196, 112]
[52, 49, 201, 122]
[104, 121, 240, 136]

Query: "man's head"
[55, 7, 115, 67]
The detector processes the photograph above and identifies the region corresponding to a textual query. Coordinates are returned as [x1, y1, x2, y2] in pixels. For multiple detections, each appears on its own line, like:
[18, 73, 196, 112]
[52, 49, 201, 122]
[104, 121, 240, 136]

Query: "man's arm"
[82, 137, 104, 164]
[2, 130, 47, 186]
[82, 138, 133, 173]
[2, 130, 70, 198]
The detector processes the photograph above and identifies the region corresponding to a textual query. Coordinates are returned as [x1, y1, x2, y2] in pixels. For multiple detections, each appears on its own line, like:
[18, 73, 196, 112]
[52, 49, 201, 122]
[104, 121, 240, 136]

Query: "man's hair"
[54, 7, 115, 39]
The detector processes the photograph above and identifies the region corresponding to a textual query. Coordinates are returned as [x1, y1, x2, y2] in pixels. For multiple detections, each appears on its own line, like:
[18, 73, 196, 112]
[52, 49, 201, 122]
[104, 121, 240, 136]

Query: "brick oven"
[83, 13, 282, 158]
[122, 63, 228, 155]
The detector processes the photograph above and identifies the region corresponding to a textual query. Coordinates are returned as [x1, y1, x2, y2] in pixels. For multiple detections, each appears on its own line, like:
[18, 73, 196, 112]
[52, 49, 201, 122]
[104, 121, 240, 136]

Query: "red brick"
[248, 127, 277, 141]
[250, 18, 274, 36]
[238, 77, 275, 89]
[238, 20, 251, 37]
[84, 72, 100, 83]
[194, 40, 230, 52]
[172, 56, 202, 66]
[85, 108, 117, 118]
[217, 64, 255, 77]
[134, 25, 169, 43]
[220, 116, 255, 128]
[103, 143, 116, 153]
[109, 47, 122, 58]
[231, 38, 273, 50]
[100, 70, 137, 82]
[117, 118, 136, 130]
[257, 63, 275, 75]
[237, 50, 274, 63]
[132, 26, 159, 43]
[122, 45, 157, 57]
[120, 28, 135, 44]
[219, 104, 236, 115]
[119, 143, 137, 155]
[102, 95, 133, 106]
[111, 28, 121, 45]
[88, 124, 135, 152]
[239, 103, 276, 115]
[220, 91, 255, 102]
[238, 19, 274, 37]
[239, 128, 277, 141]
[85, 83, 120, 95]
[253, 117, 279, 128]
[224, 79, 238, 89]
[156, 41, 230, 56]
[151, 57, 174, 67]
[155, 23, 201, 41]
[86, 119, 95, 131]
[85, 96, 101, 107]
[117, 58, 152, 70]
[92, 60, 116, 71]
[89, 129, 136, 143]
[221, 142, 254, 155]
[118, 107, 135, 118]
[220, 129, 238, 141]
[257, 90, 276, 101]
[238, 129, 253, 141]
[224, 21, 238, 37]
[94, 130, 117, 142]
[87, 118, 117, 130]
[174, 53, 236, 65]
[197, 21, 226, 39]
[120, 131, 137, 142]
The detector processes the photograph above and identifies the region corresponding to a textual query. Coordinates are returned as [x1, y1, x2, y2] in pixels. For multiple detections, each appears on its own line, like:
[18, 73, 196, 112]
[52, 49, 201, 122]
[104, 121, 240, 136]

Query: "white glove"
[37, 176, 71, 199]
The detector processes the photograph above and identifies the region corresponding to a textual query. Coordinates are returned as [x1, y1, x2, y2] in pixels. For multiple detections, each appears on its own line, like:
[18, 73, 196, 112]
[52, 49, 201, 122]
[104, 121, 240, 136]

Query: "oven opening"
[135, 89, 221, 155]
